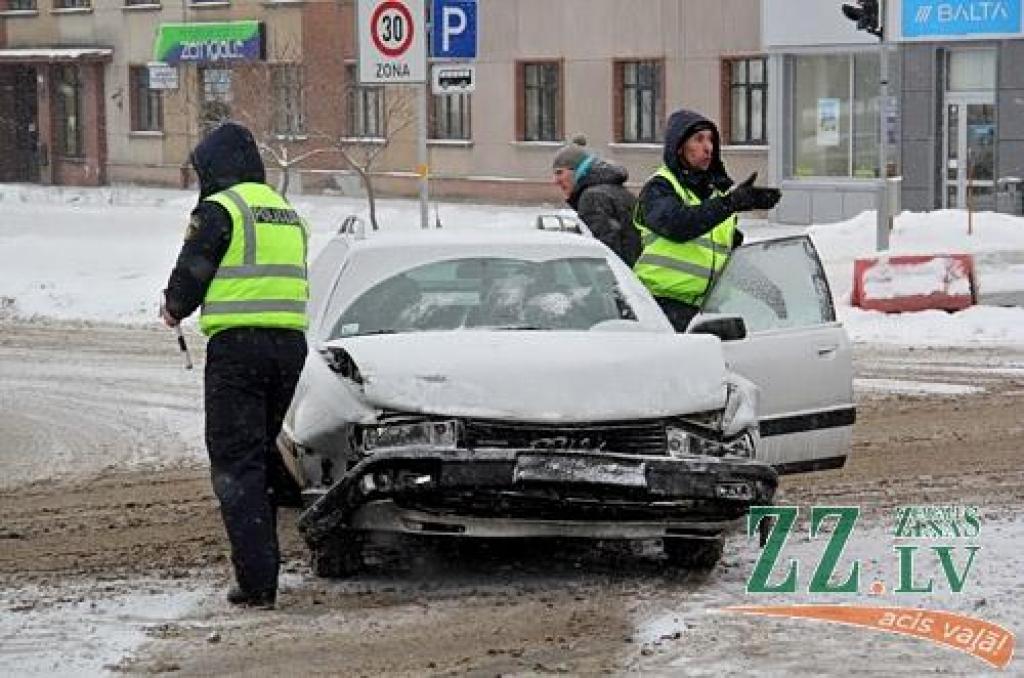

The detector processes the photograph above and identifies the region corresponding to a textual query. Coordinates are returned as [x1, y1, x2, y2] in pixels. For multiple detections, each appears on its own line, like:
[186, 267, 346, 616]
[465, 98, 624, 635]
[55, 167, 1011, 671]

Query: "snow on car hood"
[326, 331, 728, 422]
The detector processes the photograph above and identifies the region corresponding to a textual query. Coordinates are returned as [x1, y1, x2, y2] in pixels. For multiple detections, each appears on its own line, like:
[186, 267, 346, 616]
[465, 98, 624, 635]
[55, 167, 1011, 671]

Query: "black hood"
[662, 109, 732, 195]
[568, 159, 628, 208]
[190, 122, 266, 199]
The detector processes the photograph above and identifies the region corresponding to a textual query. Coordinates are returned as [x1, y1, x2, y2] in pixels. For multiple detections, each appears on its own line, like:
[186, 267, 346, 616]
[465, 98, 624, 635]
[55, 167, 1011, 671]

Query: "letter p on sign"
[431, 0, 477, 59]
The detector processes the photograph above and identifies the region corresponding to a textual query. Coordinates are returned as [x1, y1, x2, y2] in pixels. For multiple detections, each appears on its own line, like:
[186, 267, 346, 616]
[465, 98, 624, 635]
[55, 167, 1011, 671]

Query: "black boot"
[226, 586, 276, 609]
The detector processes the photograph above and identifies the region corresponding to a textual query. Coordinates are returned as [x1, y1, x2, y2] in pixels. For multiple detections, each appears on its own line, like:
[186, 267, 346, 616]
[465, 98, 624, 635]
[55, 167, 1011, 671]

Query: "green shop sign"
[154, 21, 265, 66]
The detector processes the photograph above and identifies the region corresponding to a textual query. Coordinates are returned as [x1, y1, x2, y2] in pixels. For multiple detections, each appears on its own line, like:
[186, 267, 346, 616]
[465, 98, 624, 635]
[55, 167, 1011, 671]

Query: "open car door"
[694, 235, 855, 473]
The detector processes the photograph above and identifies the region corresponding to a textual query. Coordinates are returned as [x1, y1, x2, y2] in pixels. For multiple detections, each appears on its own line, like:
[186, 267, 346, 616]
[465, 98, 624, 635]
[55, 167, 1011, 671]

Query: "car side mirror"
[688, 314, 747, 342]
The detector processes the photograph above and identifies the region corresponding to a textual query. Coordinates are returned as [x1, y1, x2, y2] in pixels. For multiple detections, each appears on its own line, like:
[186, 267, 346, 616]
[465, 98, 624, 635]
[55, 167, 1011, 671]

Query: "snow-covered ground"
[0, 184, 1022, 346]
[0, 581, 214, 677]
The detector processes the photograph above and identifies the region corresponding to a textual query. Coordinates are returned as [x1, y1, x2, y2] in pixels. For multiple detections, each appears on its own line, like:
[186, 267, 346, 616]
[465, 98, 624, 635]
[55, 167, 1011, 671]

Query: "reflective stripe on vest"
[632, 165, 736, 305]
[199, 183, 309, 336]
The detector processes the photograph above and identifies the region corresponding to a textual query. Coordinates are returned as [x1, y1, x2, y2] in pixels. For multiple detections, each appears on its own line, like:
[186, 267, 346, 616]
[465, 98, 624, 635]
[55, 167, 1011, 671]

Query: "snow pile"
[840, 304, 1024, 347]
[809, 209, 1023, 301]
[809, 209, 1024, 346]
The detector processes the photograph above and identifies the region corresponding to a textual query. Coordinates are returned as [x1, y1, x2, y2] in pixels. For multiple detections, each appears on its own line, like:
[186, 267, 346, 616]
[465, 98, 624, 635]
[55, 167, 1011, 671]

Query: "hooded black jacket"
[635, 109, 744, 248]
[163, 123, 267, 321]
[567, 159, 641, 266]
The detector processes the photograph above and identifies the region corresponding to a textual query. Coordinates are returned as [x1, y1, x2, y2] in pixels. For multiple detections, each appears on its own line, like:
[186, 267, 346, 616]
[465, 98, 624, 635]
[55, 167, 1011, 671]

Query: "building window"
[272, 64, 306, 136]
[725, 57, 767, 145]
[518, 61, 561, 142]
[198, 67, 232, 130]
[617, 60, 662, 143]
[947, 49, 997, 91]
[430, 92, 471, 140]
[53, 0, 89, 7]
[790, 53, 880, 178]
[129, 65, 163, 132]
[54, 65, 83, 157]
[345, 64, 384, 138]
[8, 0, 37, 9]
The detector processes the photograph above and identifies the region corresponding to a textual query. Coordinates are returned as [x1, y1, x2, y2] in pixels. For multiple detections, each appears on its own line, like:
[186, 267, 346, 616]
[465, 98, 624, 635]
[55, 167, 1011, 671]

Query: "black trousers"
[654, 296, 700, 333]
[204, 327, 307, 594]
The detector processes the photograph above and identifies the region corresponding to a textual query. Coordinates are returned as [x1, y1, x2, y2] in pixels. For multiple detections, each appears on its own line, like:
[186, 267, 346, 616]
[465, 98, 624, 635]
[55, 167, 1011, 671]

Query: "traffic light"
[842, 0, 882, 39]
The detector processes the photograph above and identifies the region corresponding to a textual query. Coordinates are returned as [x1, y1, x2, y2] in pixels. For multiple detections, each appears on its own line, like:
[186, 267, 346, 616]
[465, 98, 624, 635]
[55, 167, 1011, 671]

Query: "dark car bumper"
[297, 448, 777, 543]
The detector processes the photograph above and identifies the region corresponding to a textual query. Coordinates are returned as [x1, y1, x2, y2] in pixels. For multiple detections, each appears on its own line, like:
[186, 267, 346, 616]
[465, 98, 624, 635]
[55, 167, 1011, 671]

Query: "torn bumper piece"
[297, 448, 778, 544]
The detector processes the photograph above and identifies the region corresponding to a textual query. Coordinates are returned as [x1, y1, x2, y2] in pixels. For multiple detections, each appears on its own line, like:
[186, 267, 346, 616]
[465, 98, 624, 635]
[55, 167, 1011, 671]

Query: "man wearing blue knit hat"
[552, 135, 641, 266]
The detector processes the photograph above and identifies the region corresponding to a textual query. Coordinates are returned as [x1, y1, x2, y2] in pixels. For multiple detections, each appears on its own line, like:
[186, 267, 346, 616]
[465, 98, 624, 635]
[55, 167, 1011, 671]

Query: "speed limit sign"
[358, 0, 426, 84]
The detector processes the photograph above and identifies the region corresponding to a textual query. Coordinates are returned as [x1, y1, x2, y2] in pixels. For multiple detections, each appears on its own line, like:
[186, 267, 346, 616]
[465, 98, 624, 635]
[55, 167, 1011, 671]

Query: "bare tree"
[229, 48, 417, 230]
[330, 86, 416, 231]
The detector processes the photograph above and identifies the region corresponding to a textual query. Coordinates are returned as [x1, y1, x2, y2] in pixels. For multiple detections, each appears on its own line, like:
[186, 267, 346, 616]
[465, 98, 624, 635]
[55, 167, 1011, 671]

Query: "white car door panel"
[696, 236, 855, 473]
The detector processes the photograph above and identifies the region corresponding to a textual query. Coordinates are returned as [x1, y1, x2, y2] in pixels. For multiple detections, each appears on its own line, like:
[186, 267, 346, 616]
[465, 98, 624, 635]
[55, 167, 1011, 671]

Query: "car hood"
[325, 331, 728, 422]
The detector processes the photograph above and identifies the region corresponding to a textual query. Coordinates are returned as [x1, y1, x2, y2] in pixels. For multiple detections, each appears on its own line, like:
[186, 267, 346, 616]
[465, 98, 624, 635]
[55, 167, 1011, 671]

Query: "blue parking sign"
[431, 0, 477, 59]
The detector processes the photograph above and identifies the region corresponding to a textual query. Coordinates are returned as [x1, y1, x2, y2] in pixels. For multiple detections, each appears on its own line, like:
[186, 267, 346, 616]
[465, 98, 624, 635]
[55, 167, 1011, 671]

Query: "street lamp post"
[842, 0, 891, 251]
[877, 0, 891, 251]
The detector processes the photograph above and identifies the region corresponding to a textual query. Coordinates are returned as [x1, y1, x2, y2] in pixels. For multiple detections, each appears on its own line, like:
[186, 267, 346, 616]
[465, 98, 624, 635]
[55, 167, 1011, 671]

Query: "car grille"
[462, 419, 668, 456]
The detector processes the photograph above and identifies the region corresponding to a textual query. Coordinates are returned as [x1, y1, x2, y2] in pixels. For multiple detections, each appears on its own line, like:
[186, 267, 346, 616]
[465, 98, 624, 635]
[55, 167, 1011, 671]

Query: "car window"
[329, 256, 637, 338]
[702, 236, 835, 333]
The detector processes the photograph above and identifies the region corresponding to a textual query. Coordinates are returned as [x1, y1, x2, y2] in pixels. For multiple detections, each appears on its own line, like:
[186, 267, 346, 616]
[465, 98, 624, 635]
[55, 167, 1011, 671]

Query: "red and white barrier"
[851, 254, 976, 313]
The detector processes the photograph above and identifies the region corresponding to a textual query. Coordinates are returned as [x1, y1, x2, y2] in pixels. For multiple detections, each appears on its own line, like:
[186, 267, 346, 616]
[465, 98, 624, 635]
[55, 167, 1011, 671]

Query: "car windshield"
[329, 256, 637, 339]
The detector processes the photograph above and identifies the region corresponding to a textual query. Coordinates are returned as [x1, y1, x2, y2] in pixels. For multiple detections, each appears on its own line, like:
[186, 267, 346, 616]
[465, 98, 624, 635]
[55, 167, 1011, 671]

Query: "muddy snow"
[1, 322, 1022, 676]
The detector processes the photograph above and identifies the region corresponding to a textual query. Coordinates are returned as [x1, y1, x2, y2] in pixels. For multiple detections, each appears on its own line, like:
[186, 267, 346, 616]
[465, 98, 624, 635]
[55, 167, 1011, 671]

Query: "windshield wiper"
[487, 325, 551, 331]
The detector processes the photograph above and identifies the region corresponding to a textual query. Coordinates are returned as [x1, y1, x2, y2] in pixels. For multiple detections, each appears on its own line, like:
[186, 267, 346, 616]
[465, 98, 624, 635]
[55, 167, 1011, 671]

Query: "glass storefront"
[790, 52, 881, 179]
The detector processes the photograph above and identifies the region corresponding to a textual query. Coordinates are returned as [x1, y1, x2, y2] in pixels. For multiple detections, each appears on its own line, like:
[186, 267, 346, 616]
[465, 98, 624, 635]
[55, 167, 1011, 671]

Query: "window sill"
[0, 9, 39, 17]
[129, 130, 164, 138]
[722, 144, 769, 152]
[262, 0, 304, 5]
[509, 140, 563, 149]
[428, 139, 473, 147]
[339, 136, 386, 145]
[51, 7, 94, 14]
[188, 1, 230, 8]
[271, 133, 309, 141]
[121, 3, 161, 10]
[607, 142, 661, 151]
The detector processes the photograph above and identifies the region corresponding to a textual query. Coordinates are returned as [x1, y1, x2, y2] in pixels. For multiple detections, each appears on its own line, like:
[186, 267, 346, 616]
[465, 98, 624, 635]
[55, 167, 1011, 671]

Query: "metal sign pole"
[876, 0, 891, 252]
[418, 83, 429, 229]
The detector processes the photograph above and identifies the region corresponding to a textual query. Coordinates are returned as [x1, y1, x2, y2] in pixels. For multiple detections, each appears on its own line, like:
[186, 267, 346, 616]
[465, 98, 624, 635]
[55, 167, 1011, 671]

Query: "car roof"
[337, 229, 609, 256]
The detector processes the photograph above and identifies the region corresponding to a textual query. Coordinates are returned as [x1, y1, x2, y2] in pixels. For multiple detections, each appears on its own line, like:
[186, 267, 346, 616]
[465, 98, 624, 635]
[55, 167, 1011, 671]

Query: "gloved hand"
[159, 292, 179, 328]
[726, 172, 782, 212]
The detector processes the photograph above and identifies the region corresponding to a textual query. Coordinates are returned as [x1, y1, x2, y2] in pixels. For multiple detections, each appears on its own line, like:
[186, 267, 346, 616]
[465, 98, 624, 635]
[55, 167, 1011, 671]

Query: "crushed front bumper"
[297, 448, 777, 543]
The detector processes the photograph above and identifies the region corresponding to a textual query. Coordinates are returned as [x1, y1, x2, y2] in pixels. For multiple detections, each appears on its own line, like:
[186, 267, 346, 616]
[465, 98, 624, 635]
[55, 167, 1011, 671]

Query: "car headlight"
[360, 419, 458, 452]
[722, 373, 760, 437]
[665, 425, 758, 459]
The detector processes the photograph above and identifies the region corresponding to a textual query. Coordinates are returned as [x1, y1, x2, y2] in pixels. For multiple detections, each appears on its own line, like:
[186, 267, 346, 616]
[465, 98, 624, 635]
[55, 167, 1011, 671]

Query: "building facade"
[764, 0, 1024, 224]
[0, 0, 771, 202]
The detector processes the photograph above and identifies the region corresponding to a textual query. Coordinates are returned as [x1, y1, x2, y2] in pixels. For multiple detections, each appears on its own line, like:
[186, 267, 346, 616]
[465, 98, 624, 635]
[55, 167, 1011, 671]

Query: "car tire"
[663, 536, 724, 570]
[310, 531, 364, 578]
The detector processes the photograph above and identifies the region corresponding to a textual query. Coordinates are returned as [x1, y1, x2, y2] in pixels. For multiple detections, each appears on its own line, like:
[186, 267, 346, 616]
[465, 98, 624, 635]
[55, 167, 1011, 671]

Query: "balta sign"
[153, 21, 266, 66]
[902, 0, 1023, 38]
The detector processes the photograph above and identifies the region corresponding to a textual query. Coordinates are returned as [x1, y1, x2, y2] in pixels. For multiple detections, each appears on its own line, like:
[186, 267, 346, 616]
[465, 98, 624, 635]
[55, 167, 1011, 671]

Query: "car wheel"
[310, 531, 364, 578]
[663, 536, 724, 570]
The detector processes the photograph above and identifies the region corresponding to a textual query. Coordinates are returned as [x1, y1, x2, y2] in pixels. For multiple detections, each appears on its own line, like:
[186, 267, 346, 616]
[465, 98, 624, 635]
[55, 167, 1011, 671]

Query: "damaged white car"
[280, 227, 854, 576]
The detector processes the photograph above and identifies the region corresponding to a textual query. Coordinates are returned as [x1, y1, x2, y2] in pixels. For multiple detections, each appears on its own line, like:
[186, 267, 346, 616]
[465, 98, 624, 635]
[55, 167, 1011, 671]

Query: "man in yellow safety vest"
[633, 108, 781, 331]
[161, 122, 308, 609]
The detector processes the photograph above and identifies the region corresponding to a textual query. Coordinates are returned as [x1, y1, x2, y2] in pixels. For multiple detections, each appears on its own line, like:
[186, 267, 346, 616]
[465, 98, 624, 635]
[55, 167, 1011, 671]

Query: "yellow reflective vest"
[199, 182, 309, 336]
[632, 165, 736, 306]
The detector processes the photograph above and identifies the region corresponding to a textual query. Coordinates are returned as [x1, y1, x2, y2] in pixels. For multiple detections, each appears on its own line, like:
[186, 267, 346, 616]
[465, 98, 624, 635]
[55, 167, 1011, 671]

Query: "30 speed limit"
[358, 0, 426, 84]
